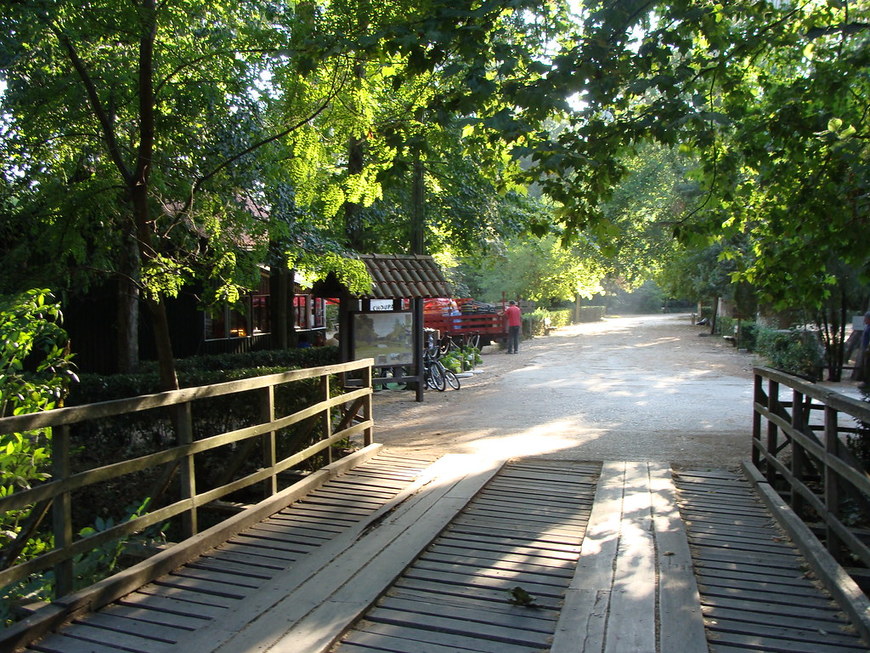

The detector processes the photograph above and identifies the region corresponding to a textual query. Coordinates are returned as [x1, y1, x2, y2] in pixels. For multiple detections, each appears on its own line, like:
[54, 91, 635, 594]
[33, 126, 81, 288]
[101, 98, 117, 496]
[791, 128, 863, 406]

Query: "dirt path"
[371, 313, 759, 467]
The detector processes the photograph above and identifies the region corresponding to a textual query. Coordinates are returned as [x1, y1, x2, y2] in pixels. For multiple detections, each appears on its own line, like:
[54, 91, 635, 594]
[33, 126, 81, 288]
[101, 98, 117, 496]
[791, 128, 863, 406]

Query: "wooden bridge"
[3, 364, 870, 652]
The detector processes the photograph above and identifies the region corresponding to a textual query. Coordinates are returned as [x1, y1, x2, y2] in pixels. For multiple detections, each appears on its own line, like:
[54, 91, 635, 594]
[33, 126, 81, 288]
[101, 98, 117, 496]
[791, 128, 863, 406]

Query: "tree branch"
[51, 28, 133, 182]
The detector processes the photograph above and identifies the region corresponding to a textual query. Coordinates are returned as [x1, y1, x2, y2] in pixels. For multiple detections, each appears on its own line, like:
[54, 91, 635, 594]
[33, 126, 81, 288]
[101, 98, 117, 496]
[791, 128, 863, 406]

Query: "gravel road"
[371, 313, 760, 467]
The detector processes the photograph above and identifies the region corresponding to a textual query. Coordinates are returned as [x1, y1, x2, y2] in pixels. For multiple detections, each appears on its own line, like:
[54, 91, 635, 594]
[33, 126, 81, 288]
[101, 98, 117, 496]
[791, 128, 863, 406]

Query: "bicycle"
[423, 344, 460, 391]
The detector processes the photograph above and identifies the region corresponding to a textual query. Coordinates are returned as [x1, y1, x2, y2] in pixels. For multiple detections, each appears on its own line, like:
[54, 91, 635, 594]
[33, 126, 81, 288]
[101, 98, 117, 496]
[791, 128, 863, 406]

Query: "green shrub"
[1, 289, 77, 622]
[755, 327, 824, 380]
[527, 308, 573, 335]
[739, 322, 759, 351]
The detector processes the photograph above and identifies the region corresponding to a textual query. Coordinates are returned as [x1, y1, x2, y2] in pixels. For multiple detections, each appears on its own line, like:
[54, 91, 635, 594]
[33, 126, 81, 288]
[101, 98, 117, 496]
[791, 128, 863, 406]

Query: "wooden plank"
[449, 516, 586, 540]
[392, 576, 564, 611]
[245, 521, 334, 542]
[410, 558, 573, 586]
[168, 453, 503, 652]
[703, 611, 865, 647]
[439, 529, 582, 554]
[692, 557, 812, 579]
[400, 567, 570, 599]
[425, 542, 580, 567]
[694, 566, 820, 589]
[648, 461, 708, 653]
[431, 536, 581, 560]
[95, 601, 205, 631]
[265, 512, 347, 530]
[72, 611, 187, 644]
[345, 619, 540, 653]
[188, 553, 285, 577]
[695, 573, 836, 600]
[707, 629, 867, 652]
[386, 585, 562, 618]
[604, 461, 657, 653]
[131, 583, 237, 611]
[19, 632, 127, 653]
[375, 595, 557, 635]
[365, 604, 551, 648]
[166, 565, 265, 588]
[699, 593, 849, 622]
[551, 460, 625, 653]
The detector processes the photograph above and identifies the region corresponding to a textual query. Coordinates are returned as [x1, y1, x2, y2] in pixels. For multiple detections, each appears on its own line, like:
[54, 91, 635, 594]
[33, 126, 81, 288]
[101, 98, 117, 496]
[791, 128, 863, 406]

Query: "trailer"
[423, 298, 507, 348]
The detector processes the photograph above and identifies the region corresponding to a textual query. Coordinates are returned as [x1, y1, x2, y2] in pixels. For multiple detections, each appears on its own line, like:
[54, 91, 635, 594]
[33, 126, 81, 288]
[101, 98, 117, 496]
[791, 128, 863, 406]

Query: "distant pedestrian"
[504, 300, 522, 354]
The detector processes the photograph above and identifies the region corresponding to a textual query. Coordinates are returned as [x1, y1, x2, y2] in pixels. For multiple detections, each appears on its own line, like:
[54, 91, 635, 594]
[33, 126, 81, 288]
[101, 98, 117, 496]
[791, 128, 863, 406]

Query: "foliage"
[439, 346, 481, 373]
[0, 289, 77, 622]
[524, 1, 870, 332]
[461, 232, 606, 305]
[755, 327, 824, 381]
[604, 281, 667, 314]
[0, 289, 75, 543]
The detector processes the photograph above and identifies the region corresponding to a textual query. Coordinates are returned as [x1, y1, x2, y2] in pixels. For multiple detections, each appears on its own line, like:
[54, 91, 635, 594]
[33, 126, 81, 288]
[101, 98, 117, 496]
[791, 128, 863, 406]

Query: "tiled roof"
[359, 254, 451, 299]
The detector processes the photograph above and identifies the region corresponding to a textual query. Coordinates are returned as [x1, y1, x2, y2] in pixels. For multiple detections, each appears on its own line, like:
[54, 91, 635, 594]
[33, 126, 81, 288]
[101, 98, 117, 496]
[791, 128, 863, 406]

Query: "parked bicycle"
[423, 342, 460, 391]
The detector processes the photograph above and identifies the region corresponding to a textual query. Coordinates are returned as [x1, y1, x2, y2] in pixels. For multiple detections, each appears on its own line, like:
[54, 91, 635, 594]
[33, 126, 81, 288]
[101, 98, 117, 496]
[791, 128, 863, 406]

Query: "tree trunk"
[115, 232, 140, 373]
[345, 134, 366, 251]
[709, 296, 718, 335]
[270, 252, 290, 349]
[411, 154, 425, 255]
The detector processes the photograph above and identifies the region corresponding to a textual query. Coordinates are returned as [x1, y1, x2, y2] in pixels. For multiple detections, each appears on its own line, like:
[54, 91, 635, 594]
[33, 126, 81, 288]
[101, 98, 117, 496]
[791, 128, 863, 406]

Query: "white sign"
[369, 299, 394, 311]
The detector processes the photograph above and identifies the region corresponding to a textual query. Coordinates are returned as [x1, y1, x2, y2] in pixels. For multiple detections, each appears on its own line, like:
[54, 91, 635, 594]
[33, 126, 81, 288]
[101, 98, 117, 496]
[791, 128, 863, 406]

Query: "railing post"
[752, 372, 764, 467]
[766, 378, 779, 485]
[51, 425, 73, 597]
[791, 389, 806, 516]
[261, 385, 277, 497]
[824, 405, 843, 560]
[176, 403, 197, 539]
[363, 364, 373, 446]
[322, 374, 333, 464]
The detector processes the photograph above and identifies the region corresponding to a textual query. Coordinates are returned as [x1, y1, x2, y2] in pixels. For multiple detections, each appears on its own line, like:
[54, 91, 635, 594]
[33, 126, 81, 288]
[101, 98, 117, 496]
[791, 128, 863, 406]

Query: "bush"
[755, 327, 824, 380]
[1, 289, 77, 622]
[69, 346, 339, 402]
[739, 322, 759, 351]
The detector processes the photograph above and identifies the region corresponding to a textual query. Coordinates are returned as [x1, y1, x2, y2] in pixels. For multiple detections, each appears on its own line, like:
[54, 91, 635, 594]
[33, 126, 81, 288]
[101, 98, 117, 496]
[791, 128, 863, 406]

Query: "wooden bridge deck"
[17, 448, 870, 653]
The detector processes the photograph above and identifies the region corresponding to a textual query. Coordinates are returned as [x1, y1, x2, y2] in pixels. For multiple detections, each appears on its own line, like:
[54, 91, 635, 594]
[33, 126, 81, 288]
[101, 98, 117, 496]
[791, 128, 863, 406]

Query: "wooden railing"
[751, 366, 870, 572]
[0, 359, 373, 604]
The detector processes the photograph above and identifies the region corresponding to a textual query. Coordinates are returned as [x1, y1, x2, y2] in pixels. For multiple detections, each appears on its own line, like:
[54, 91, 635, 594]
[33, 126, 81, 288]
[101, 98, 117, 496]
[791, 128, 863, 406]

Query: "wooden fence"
[751, 366, 870, 578]
[0, 359, 373, 608]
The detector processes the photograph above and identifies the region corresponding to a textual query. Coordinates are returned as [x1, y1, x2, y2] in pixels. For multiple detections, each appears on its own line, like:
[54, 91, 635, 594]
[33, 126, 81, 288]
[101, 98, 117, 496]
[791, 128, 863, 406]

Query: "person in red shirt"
[504, 300, 522, 354]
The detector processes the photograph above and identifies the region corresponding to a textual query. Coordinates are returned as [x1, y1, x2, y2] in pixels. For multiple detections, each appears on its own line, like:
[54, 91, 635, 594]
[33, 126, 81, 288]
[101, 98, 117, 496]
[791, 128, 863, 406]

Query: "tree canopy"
[1, 0, 868, 382]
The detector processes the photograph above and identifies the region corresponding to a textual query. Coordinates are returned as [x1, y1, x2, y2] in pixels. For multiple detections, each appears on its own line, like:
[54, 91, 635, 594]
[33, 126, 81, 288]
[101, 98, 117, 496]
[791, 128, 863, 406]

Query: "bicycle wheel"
[427, 362, 447, 391]
[444, 368, 461, 390]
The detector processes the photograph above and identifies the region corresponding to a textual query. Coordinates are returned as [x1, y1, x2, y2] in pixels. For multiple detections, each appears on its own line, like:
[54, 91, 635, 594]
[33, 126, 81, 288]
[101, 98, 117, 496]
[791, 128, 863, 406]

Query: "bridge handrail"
[0, 358, 374, 601]
[752, 365, 870, 570]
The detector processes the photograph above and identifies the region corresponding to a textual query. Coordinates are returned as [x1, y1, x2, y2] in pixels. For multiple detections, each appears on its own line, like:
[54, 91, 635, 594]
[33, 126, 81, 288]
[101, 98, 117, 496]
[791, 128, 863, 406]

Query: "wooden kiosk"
[314, 254, 451, 401]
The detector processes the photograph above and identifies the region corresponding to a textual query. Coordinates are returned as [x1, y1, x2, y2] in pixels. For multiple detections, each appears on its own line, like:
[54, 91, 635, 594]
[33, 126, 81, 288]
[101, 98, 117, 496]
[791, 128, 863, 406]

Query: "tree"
[515, 1, 867, 372]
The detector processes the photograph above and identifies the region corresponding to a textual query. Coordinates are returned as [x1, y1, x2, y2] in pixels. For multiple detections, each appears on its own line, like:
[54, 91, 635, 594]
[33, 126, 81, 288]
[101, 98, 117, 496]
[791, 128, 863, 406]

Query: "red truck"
[423, 298, 508, 348]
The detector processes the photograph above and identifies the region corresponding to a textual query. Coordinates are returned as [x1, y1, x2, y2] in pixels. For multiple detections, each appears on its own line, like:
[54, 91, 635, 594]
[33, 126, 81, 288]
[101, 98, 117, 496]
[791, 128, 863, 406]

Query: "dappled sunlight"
[464, 420, 601, 461]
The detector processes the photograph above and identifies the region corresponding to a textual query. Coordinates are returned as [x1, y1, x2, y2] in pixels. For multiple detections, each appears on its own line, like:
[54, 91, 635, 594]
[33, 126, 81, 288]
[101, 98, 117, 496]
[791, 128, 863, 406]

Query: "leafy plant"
[755, 327, 824, 381]
[0, 289, 76, 622]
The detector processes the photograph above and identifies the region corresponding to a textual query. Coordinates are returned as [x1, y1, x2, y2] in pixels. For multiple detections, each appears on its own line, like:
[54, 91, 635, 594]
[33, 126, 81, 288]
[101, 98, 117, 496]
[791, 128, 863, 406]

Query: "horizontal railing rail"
[751, 366, 870, 571]
[0, 359, 373, 601]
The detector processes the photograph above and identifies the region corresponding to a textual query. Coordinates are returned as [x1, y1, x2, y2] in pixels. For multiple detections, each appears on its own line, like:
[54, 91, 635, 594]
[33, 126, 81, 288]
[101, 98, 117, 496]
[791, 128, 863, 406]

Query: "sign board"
[352, 312, 413, 366]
